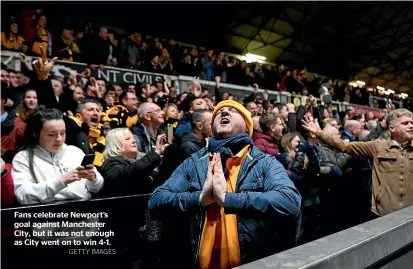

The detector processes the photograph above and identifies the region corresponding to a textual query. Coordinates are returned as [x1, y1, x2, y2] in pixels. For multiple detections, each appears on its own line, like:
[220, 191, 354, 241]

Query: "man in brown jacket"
[302, 109, 413, 217]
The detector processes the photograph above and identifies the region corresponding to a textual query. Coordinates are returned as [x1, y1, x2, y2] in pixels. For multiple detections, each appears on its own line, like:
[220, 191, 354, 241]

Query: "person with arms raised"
[301, 109, 413, 217]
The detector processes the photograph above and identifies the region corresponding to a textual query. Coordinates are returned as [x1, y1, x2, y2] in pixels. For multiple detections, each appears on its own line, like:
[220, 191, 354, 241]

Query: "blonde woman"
[101, 128, 168, 197]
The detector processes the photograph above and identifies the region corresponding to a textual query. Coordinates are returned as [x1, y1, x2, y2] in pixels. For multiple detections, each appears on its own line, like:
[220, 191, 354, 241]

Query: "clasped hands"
[199, 153, 227, 207]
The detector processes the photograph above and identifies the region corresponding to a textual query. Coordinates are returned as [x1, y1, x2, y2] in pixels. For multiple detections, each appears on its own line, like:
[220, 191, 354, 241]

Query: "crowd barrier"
[1, 194, 152, 269]
[3, 195, 412, 269]
[236, 205, 413, 269]
[2, 50, 391, 114]
[369, 95, 403, 109]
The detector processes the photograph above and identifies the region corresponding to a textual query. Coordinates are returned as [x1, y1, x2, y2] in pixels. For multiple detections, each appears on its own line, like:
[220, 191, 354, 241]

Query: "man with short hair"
[275, 103, 289, 122]
[112, 84, 123, 102]
[149, 100, 301, 268]
[358, 129, 371, 140]
[302, 108, 413, 217]
[8, 70, 20, 88]
[352, 114, 366, 130]
[180, 109, 212, 156]
[51, 79, 62, 102]
[66, 100, 106, 167]
[4, 69, 25, 106]
[136, 83, 150, 103]
[133, 102, 165, 153]
[1, 68, 10, 86]
[96, 79, 107, 97]
[106, 90, 139, 128]
[323, 118, 338, 130]
[158, 109, 212, 186]
[175, 87, 209, 142]
[252, 111, 284, 156]
[341, 120, 362, 142]
[366, 119, 377, 132]
[246, 101, 258, 117]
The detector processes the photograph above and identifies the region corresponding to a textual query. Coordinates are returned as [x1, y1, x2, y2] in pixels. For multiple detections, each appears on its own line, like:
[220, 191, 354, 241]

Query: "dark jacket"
[89, 37, 111, 65]
[158, 134, 206, 196]
[276, 146, 321, 199]
[132, 124, 164, 154]
[341, 130, 356, 142]
[252, 132, 280, 156]
[149, 146, 301, 268]
[175, 92, 197, 143]
[180, 133, 206, 157]
[101, 152, 161, 197]
[174, 114, 192, 143]
[317, 140, 352, 175]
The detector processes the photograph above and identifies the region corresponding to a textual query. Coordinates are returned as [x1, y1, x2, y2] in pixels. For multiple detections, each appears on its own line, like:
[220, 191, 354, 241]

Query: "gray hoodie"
[12, 144, 104, 205]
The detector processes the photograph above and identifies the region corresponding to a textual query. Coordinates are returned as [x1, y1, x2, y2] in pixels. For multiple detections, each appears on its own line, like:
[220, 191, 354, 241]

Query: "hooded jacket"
[12, 144, 104, 205]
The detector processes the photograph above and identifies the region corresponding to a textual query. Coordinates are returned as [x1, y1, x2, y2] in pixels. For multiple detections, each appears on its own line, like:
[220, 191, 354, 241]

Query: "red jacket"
[21, 9, 38, 43]
[252, 132, 280, 156]
[1, 163, 15, 206]
[1, 116, 26, 152]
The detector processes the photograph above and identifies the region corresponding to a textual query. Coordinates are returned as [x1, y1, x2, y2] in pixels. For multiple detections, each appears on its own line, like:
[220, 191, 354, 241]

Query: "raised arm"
[302, 115, 377, 157]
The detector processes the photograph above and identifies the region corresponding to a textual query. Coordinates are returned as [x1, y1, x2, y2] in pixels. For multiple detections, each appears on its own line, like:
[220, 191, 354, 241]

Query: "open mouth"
[220, 117, 230, 124]
[90, 116, 99, 126]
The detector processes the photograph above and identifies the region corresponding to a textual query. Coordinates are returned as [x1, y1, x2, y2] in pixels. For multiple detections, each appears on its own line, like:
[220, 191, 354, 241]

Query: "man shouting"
[149, 100, 301, 269]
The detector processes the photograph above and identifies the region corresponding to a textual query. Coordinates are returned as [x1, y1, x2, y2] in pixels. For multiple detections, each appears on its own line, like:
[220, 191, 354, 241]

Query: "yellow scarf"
[198, 145, 250, 269]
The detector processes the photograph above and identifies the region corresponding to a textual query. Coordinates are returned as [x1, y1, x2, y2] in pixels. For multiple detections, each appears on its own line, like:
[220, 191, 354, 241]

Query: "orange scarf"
[198, 145, 250, 269]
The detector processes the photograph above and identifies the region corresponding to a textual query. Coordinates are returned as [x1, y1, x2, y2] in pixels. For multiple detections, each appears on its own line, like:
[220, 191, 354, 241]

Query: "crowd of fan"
[2, 9, 411, 109]
[2, 8, 413, 269]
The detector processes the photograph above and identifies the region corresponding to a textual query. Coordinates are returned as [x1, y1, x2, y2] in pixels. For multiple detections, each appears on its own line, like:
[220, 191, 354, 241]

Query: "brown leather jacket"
[317, 130, 413, 216]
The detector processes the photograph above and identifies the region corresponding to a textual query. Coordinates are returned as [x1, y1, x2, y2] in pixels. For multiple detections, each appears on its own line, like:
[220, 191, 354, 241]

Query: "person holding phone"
[12, 107, 104, 205]
[101, 128, 168, 197]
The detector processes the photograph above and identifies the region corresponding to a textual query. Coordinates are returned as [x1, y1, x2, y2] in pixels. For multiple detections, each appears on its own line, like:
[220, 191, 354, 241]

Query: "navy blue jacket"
[148, 145, 301, 267]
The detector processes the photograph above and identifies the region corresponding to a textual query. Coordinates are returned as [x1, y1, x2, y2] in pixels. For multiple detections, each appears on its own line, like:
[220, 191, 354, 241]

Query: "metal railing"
[236, 205, 413, 269]
[1, 194, 152, 268]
